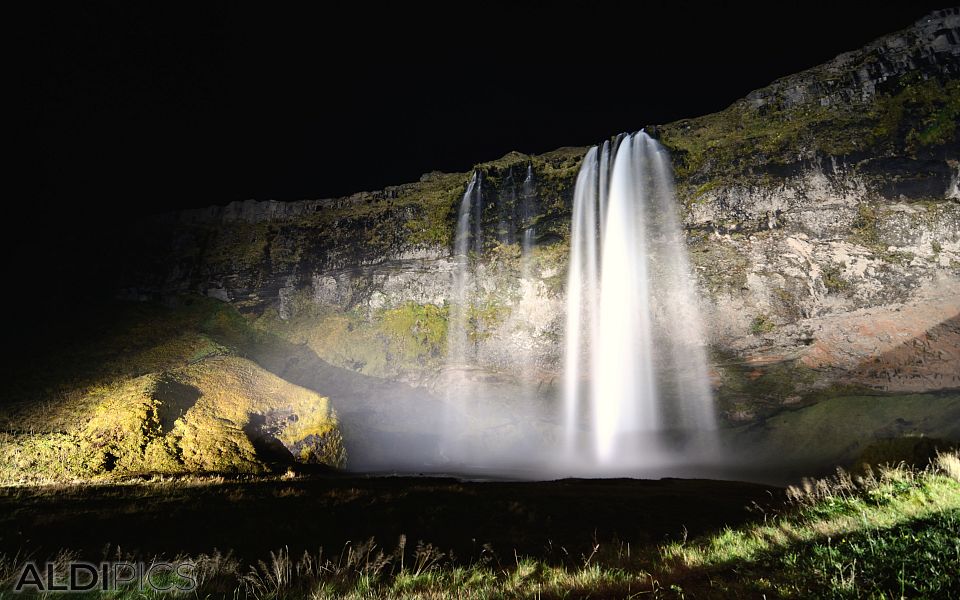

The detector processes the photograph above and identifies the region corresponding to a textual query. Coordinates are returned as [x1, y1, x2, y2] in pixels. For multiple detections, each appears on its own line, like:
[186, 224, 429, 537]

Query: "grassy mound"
[0, 298, 344, 484]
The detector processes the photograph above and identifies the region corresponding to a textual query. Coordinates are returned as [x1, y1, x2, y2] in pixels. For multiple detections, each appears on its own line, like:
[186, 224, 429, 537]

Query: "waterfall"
[518, 164, 538, 282]
[563, 148, 600, 453]
[438, 171, 480, 463]
[949, 165, 960, 201]
[498, 170, 517, 244]
[563, 131, 716, 470]
[521, 164, 537, 260]
[447, 171, 482, 368]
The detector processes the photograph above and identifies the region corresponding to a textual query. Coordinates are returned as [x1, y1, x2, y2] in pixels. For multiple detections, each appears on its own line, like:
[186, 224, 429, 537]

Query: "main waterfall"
[563, 131, 716, 471]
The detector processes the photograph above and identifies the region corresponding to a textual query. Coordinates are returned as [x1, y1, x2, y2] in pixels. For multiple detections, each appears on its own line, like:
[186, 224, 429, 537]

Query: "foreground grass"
[2, 453, 957, 598]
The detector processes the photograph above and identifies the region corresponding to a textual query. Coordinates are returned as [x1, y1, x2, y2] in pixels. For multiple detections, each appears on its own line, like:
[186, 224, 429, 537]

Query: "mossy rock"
[0, 298, 347, 484]
[171, 355, 344, 474]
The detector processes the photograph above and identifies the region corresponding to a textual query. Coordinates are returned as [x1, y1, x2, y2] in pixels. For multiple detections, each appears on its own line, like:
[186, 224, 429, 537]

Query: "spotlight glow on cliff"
[563, 131, 717, 473]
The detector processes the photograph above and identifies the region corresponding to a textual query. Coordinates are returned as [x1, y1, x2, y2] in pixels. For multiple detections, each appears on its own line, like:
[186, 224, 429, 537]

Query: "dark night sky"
[24, 2, 951, 217]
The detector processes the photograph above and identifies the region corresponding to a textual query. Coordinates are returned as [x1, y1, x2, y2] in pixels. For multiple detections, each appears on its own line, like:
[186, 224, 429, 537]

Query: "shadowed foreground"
[1, 454, 958, 598]
[0, 476, 777, 561]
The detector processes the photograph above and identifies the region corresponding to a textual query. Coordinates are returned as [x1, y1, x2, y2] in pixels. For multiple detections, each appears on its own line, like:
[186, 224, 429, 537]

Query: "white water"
[521, 164, 537, 262]
[563, 131, 716, 471]
[949, 166, 960, 200]
[439, 168, 550, 468]
[497, 170, 517, 244]
[438, 171, 482, 463]
[447, 171, 481, 368]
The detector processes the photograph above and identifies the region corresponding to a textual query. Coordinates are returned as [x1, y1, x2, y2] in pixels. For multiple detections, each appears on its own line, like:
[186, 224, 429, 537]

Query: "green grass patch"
[661, 457, 960, 598]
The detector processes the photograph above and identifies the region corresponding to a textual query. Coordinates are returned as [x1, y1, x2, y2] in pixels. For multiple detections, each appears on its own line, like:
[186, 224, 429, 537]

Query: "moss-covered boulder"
[0, 299, 345, 484]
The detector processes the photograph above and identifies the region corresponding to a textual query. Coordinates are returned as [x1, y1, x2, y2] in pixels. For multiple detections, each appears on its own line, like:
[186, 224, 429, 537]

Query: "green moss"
[750, 314, 777, 334]
[885, 249, 916, 265]
[0, 432, 86, 483]
[873, 78, 960, 150]
[690, 241, 750, 297]
[255, 304, 386, 375]
[772, 285, 805, 322]
[661, 99, 863, 184]
[380, 303, 448, 366]
[821, 263, 850, 294]
[1, 351, 346, 484]
[848, 203, 937, 265]
[852, 203, 881, 248]
[202, 222, 272, 267]
[267, 226, 306, 267]
[660, 75, 959, 196]
[173, 356, 342, 473]
[76, 374, 181, 476]
[466, 300, 509, 343]
[690, 179, 722, 205]
[717, 356, 817, 415]
[476, 150, 531, 171]
[254, 298, 454, 379]
[396, 176, 466, 248]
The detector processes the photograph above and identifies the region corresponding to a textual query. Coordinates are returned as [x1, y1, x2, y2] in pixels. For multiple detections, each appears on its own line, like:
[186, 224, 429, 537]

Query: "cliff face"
[127, 9, 959, 430]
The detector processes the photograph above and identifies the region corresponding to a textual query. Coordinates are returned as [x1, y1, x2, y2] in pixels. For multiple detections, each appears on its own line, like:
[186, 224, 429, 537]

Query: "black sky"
[25, 2, 951, 216]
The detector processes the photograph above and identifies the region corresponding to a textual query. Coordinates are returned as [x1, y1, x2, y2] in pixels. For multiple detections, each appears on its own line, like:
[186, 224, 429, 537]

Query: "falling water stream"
[447, 171, 481, 369]
[521, 164, 536, 258]
[563, 131, 716, 471]
[437, 135, 714, 475]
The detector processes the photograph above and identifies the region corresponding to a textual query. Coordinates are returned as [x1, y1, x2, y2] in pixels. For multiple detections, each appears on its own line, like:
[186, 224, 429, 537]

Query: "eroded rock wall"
[125, 10, 960, 425]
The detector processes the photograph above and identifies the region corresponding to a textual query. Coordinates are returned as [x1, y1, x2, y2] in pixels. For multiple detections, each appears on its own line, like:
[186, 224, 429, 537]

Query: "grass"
[0, 453, 956, 598]
[662, 491, 959, 597]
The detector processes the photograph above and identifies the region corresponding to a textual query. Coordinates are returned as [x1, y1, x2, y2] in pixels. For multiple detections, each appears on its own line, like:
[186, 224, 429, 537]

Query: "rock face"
[746, 10, 959, 109]
[124, 10, 959, 433]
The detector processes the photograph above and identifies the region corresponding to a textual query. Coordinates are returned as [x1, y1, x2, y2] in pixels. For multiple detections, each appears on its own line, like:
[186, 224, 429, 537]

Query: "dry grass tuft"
[935, 450, 960, 482]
